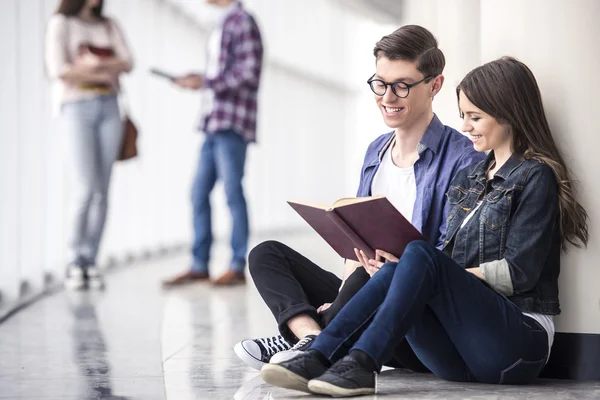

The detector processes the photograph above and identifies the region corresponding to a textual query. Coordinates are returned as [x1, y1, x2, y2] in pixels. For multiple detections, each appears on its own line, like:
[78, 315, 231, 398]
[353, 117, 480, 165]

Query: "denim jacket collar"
[468, 151, 525, 183]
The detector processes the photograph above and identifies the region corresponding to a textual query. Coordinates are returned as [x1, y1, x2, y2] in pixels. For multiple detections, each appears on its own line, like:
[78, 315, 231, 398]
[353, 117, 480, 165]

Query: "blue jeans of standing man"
[61, 95, 123, 266]
[191, 129, 249, 273]
[310, 240, 549, 384]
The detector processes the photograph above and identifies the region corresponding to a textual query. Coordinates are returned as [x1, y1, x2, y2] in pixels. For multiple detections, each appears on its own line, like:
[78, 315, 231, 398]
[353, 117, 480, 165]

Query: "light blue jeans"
[61, 95, 122, 266]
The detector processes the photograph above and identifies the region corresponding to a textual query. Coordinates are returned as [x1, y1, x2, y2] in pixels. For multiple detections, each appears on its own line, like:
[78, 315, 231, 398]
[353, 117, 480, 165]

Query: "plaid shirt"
[202, 2, 263, 143]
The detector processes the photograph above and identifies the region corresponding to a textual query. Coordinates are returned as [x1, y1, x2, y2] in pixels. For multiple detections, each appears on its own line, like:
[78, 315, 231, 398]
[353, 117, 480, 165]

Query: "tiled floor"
[0, 232, 598, 399]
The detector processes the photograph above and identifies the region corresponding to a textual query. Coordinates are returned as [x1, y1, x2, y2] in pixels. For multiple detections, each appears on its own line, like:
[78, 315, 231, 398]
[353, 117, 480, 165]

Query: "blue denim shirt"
[443, 152, 561, 315]
[356, 115, 485, 248]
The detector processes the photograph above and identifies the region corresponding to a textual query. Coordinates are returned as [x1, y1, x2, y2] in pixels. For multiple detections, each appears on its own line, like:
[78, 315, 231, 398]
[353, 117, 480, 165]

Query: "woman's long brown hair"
[457, 56, 588, 250]
[56, 0, 104, 19]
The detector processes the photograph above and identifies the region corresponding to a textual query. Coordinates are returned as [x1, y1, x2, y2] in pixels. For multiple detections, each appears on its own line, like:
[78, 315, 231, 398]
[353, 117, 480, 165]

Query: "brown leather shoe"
[212, 270, 246, 286]
[162, 270, 210, 287]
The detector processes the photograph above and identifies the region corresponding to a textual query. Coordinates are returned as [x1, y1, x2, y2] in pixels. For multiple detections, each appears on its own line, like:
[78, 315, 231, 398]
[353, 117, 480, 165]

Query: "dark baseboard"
[540, 332, 600, 380]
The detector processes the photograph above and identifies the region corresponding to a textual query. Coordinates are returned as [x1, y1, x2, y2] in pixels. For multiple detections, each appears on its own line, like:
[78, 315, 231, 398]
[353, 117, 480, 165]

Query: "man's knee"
[248, 240, 284, 277]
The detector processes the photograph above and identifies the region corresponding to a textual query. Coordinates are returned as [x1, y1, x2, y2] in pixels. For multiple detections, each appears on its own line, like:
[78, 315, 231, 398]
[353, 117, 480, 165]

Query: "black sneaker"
[234, 335, 292, 370]
[308, 355, 376, 397]
[260, 350, 329, 393]
[269, 334, 317, 364]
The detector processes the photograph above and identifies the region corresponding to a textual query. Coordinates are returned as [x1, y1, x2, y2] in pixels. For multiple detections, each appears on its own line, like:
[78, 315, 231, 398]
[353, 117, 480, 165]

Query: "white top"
[459, 200, 555, 360]
[200, 3, 238, 122]
[371, 140, 417, 224]
[45, 15, 133, 110]
[200, 24, 225, 122]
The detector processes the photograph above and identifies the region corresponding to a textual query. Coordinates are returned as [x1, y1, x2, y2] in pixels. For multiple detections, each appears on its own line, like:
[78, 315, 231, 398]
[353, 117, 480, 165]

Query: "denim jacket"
[356, 115, 485, 248]
[443, 152, 561, 315]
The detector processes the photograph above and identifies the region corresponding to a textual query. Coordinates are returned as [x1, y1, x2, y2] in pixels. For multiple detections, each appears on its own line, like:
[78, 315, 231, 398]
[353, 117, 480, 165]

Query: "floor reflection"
[67, 291, 131, 400]
[161, 282, 259, 398]
[233, 374, 272, 400]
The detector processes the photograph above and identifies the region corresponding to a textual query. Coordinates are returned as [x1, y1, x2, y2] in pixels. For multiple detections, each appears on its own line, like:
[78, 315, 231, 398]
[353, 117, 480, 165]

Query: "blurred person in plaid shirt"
[163, 0, 263, 287]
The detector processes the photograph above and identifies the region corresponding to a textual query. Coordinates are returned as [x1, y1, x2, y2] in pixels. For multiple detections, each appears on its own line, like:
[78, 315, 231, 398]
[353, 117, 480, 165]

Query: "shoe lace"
[289, 335, 314, 351]
[257, 335, 291, 357]
[330, 358, 360, 375]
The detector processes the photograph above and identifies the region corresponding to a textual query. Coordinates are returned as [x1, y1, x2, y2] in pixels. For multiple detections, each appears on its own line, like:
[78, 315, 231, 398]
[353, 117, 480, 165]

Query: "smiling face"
[374, 56, 441, 131]
[458, 90, 512, 154]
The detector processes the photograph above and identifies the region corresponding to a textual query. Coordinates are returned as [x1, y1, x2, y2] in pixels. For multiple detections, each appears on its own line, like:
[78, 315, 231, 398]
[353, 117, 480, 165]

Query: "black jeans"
[248, 240, 429, 372]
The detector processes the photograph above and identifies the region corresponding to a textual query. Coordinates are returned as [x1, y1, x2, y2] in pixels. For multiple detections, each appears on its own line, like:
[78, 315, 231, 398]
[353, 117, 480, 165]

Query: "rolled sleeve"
[479, 259, 513, 296]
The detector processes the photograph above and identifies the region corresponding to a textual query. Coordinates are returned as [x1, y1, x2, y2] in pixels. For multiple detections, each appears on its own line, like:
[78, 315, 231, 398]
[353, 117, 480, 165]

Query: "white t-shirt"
[371, 140, 417, 224]
[200, 3, 238, 122]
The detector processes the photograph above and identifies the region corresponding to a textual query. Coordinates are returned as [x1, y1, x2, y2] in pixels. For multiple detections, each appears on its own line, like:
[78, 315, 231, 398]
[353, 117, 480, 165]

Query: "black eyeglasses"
[367, 74, 433, 98]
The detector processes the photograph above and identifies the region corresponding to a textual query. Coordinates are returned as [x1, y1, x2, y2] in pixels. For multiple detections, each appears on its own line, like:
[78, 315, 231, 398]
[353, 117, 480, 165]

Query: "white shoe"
[269, 334, 317, 364]
[234, 335, 292, 370]
[65, 264, 86, 290]
[86, 266, 105, 290]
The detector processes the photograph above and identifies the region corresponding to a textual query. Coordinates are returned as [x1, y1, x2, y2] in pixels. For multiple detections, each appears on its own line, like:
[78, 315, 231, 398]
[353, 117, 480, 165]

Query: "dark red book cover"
[288, 196, 424, 261]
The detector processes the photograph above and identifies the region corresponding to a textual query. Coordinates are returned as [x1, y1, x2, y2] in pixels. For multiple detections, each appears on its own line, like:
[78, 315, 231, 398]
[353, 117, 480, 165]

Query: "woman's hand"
[354, 248, 399, 277]
[466, 267, 486, 280]
[76, 50, 102, 69]
[317, 303, 331, 313]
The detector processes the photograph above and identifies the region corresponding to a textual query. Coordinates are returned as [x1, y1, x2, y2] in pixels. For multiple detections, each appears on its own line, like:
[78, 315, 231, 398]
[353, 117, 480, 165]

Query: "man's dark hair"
[374, 25, 445, 78]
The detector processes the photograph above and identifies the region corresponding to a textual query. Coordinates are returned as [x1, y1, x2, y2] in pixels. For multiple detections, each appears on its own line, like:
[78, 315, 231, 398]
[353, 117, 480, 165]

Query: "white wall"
[0, 0, 387, 310]
[398, 0, 600, 334]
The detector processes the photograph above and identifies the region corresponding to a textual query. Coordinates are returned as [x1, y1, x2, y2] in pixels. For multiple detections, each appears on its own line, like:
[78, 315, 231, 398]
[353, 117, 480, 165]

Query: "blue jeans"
[61, 95, 122, 265]
[191, 129, 248, 273]
[310, 240, 549, 384]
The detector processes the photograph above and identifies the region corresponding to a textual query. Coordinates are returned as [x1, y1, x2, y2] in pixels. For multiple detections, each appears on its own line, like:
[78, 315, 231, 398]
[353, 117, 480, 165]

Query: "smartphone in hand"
[149, 68, 177, 81]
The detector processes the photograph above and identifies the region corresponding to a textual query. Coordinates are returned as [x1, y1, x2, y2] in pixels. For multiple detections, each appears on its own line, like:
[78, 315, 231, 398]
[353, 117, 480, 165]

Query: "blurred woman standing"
[45, 0, 133, 290]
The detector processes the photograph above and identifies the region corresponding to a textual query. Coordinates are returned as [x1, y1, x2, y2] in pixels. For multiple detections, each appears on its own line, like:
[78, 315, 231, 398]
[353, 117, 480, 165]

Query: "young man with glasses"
[234, 25, 484, 371]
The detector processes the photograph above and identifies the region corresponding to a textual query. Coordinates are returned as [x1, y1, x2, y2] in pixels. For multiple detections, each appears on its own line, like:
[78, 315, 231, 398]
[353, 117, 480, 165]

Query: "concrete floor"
[0, 232, 598, 399]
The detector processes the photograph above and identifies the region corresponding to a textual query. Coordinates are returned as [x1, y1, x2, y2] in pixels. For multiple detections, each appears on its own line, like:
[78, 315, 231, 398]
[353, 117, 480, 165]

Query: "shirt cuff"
[204, 76, 216, 90]
[479, 259, 514, 296]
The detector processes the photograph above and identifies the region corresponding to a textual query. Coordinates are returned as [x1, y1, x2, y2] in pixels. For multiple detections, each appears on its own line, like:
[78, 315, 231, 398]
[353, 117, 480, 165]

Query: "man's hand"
[173, 73, 204, 90]
[317, 303, 331, 313]
[354, 248, 399, 277]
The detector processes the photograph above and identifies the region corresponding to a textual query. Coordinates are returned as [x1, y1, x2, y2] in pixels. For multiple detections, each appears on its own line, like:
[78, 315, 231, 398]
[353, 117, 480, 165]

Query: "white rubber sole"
[308, 378, 376, 397]
[260, 363, 310, 393]
[64, 278, 86, 291]
[87, 278, 105, 290]
[234, 341, 265, 371]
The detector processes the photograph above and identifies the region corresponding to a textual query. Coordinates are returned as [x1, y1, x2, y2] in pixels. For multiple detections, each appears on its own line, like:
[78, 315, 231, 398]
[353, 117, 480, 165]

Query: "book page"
[332, 195, 384, 208]
[287, 200, 331, 210]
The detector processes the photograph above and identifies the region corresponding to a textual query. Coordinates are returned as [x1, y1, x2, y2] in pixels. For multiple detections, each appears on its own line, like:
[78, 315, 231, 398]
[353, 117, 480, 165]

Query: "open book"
[287, 196, 424, 261]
